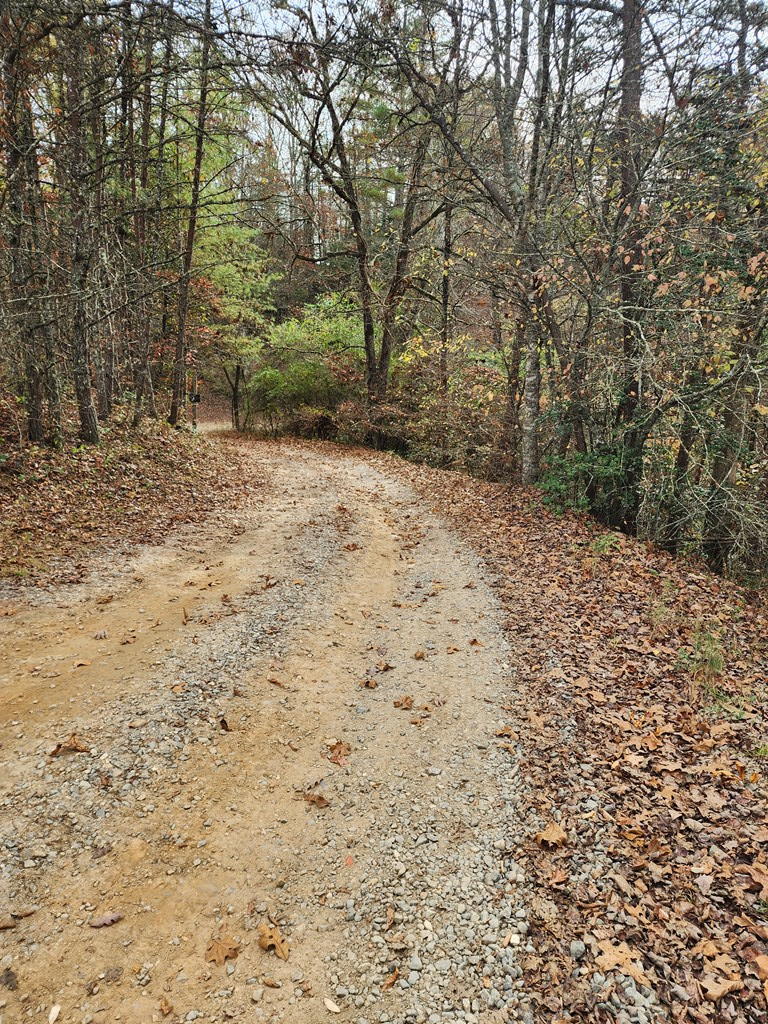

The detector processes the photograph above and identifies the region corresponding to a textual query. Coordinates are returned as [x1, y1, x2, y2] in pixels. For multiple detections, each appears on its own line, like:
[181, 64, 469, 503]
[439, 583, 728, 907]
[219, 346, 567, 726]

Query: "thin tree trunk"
[169, 0, 211, 426]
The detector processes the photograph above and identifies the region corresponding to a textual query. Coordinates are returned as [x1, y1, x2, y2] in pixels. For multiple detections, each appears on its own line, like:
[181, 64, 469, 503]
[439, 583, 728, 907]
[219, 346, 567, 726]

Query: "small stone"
[570, 940, 586, 961]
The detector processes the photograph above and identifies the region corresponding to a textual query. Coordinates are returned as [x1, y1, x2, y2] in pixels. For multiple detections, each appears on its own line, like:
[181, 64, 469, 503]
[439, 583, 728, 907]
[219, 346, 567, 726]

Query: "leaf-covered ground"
[393, 455, 768, 1022]
[0, 422, 257, 583]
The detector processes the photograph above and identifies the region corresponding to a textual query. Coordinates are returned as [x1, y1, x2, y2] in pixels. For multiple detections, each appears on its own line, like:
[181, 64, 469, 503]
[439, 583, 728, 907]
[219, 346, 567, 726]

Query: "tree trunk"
[169, 0, 212, 426]
[66, 32, 100, 444]
[520, 331, 541, 484]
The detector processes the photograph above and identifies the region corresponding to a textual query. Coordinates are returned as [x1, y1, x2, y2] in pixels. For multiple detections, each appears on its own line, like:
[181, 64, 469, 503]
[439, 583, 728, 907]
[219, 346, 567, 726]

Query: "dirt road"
[0, 440, 540, 1024]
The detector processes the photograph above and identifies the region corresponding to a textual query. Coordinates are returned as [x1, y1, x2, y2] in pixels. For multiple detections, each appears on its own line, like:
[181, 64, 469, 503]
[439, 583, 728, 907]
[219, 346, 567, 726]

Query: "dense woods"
[2, 0, 768, 578]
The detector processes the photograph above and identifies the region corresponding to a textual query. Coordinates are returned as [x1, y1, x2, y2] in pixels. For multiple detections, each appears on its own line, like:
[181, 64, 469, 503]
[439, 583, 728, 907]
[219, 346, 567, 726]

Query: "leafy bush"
[539, 448, 641, 523]
[248, 361, 340, 432]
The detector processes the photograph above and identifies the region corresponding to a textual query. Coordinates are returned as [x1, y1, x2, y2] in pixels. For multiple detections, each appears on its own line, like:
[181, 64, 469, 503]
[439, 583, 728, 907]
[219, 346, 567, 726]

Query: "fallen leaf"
[160, 996, 173, 1016]
[171, 682, 187, 693]
[737, 861, 768, 897]
[89, 911, 123, 928]
[9, 908, 36, 919]
[359, 678, 378, 689]
[219, 717, 230, 732]
[394, 695, 414, 710]
[268, 677, 286, 688]
[206, 932, 241, 966]
[257, 921, 289, 961]
[701, 974, 742, 1001]
[304, 791, 330, 809]
[595, 940, 650, 986]
[470, 638, 484, 647]
[1, 968, 18, 990]
[376, 660, 395, 672]
[414, 649, 426, 660]
[50, 734, 90, 757]
[446, 645, 461, 654]
[695, 874, 714, 895]
[263, 977, 281, 988]
[73, 659, 91, 668]
[385, 906, 395, 930]
[382, 967, 399, 990]
[328, 741, 351, 765]
[536, 821, 568, 848]
[495, 725, 518, 739]
[324, 997, 341, 1013]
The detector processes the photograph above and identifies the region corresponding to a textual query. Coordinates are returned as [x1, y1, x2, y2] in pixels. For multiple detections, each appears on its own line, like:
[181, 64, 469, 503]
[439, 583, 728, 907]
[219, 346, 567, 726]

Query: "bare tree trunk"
[169, 0, 211, 426]
[66, 35, 100, 444]
[520, 331, 541, 484]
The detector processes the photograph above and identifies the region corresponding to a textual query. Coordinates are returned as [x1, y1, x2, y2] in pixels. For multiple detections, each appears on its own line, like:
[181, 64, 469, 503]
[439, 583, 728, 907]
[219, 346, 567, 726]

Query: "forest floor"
[1, 429, 767, 1024]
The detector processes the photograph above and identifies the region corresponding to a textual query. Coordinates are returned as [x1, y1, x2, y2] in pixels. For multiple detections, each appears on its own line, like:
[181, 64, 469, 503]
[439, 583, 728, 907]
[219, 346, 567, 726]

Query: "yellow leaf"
[535, 821, 567, 847]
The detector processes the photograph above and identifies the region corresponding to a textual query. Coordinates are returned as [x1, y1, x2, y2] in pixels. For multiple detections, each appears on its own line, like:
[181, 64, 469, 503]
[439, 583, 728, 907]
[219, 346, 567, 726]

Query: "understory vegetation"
[1, 0, 768, 580]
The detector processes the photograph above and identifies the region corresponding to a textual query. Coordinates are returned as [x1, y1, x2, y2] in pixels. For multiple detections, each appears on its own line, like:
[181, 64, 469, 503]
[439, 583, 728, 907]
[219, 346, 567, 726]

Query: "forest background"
[2, 0, 768, 580]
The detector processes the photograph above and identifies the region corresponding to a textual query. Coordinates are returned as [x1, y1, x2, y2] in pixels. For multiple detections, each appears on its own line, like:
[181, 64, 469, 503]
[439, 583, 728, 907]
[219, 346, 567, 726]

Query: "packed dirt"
[0, 438, 541, 1024]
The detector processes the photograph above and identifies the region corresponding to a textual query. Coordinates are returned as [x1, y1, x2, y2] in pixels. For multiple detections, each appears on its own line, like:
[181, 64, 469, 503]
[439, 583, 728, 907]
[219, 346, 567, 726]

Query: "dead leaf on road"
[257, 921, 289, 961]
[327, 740, 351, 766]
[359, 678, 378, 689]
[414, 649, 426, 660]
[206, 932, 240, 967]
[50, 734, 90, 757]
[376, 660, 395, 672]
[536, 821, 568, 848]
[160, 996, 173, 1016]
[1, 968, 18, 990]
[394, 695, 414, 710]
[304, 791, 330, 809]
[382, 967, 399, 990]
